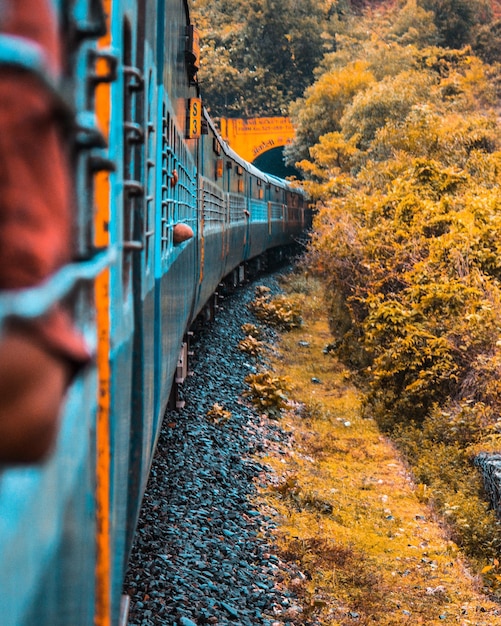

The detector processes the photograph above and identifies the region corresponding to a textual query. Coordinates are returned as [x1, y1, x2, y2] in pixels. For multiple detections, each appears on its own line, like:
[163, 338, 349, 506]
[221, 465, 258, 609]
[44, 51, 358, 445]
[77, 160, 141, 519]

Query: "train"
[0, 1, 308, 625]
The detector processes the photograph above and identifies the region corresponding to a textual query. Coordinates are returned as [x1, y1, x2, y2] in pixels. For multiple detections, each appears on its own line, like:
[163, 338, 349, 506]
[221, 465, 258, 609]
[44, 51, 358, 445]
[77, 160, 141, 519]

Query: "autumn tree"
[285, 60, 375, 163]
[387, 0, 440, 47]
[289, 0, 501, 433]
[280, 0, 501, 579]
[472, 19, 501, 64]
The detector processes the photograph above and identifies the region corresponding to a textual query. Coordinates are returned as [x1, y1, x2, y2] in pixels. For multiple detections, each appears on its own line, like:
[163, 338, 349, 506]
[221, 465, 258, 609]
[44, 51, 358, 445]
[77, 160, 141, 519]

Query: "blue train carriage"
[195, 112, 308, 314]
[0, 0, 308, 625]
[0, 0, 198, 624]
[96, 0, 203, 623]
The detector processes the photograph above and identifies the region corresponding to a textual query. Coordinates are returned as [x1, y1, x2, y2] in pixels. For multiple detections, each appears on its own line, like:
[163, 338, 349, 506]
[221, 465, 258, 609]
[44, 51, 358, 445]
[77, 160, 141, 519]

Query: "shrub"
[240, 323, 264, 339]
[243, 371, 290, 418]
[294, 20, 501, 580]
[249, 290, 302, 331]
[206, 403, 232, 424]
[238, 335, 265, 356]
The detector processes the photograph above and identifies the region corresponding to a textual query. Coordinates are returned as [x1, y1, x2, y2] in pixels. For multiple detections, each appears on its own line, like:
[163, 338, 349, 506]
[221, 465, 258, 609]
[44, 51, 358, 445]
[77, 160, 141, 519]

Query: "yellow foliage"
[256, 277, 501, 624]
[206, 403, 232, 424]
[243, 371, 290, 418]
[248, 290, 302, 330]
[238, 335, 265, 356]
[276, 5, 501, 619]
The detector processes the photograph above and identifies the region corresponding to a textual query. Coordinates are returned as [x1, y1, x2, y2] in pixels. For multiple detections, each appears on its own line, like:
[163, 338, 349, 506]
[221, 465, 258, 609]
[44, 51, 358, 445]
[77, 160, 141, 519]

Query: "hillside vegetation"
[286, 0, 501, 591]
[192, 0, 501, 118]
[191, 0, 337, 117]
[195, 0, 501, 602]
[256, 275, 501, 625]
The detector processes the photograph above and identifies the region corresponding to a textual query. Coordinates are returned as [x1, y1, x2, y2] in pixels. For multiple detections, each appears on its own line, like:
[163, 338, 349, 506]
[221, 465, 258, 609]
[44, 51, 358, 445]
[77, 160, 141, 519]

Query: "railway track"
[124, 271, 308, 626]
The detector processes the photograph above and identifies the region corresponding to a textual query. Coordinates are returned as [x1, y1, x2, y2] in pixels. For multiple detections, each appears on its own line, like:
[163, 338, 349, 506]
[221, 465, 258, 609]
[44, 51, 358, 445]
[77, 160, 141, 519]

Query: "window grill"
[269, 202, 284, 220]
[200, 178, 226, 227]
[228, 193, 247, 223]
[161, 107, 196, 256]
[249, 199, 267, 222]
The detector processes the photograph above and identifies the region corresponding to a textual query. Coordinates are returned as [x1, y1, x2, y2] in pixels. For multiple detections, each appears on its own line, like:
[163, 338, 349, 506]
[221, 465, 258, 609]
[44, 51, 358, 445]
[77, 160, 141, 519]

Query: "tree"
[285, 0, 501, 578]
[285, 60, 375, 163]
[417, 0, 491, 48]
[192, 0, 331, 118]
[340, 69, 434, 149]
[472, 19, 501, 64]
[388, 0, 440, 47]
[295, 131, 360, 200]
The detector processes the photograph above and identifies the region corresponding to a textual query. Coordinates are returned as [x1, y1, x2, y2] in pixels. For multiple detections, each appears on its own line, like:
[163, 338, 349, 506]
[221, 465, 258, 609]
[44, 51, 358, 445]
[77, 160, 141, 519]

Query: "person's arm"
[0, 0, 90, 463]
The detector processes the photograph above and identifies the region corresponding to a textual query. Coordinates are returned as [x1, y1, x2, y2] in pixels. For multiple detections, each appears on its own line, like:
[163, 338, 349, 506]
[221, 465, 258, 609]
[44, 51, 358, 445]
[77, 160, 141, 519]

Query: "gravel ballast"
[124, 271, 309, 626]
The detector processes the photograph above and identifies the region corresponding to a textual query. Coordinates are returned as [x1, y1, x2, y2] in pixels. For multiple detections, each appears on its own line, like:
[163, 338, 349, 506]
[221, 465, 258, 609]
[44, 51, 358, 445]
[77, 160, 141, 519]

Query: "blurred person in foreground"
[0, 0, 90, 463]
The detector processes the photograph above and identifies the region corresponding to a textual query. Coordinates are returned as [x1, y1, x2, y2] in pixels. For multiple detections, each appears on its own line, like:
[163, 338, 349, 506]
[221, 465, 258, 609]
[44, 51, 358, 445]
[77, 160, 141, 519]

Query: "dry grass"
[255, 274, 501, 625]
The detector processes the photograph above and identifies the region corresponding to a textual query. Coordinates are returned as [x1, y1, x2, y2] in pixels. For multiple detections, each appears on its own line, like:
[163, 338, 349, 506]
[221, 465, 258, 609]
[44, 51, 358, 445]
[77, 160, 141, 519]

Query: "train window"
[213, 138, 221, 155]
[258, 188, 264, 200]
[161, 108, 170, 254]
[257, 179, 262, 186]
[215, 159, 223, 180]
[238, 179, 244, 193]
[226, 161, 232, 170]
[145, 70, 154, 266]
[236, 165, 243, 176]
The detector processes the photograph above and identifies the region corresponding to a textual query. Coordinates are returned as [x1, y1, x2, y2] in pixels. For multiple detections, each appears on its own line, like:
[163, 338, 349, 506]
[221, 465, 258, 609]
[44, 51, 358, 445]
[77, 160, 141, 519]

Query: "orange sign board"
[220, 116, 295, 163]
[186, 98, 202, 139]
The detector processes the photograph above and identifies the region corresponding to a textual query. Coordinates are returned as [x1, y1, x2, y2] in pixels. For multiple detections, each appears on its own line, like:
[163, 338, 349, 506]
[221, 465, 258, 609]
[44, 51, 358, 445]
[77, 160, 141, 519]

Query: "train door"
[106, 8, 145, 622]
[123, 0, 159, 570]
[243, 171, 252, 260]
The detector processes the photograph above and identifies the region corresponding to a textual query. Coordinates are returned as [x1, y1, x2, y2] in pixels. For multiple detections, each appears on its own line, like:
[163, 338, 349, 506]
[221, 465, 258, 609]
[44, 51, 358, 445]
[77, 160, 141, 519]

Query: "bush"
[243, 371, 290, 418]
[249, 290, 302, 331]
[294, 12, 501, 580]
[238, 335, 265, 356]
[206, 403, 232, 424]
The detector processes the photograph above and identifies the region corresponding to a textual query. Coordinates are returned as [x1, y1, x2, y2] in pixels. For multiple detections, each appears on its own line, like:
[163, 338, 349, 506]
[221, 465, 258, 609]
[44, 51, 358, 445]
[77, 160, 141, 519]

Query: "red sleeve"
[0, 0, 91, 369]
